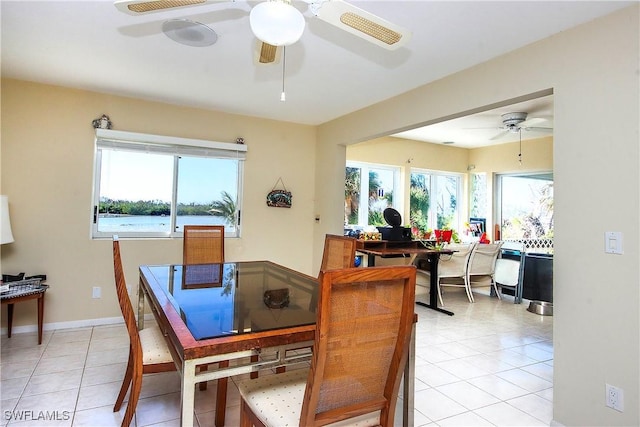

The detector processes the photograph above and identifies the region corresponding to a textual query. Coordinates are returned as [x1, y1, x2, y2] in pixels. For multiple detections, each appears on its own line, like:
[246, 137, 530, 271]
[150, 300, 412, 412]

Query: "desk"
[1, 279, 49, 344]
[357, 243, 455, 316]
[138, 261, 416, 427]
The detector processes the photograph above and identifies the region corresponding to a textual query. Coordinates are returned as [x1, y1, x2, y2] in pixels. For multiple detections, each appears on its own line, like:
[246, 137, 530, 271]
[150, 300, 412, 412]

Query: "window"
[409, 169, 462, 235]
[496, 172, 554, 249]
[470, 173, 487, 219]
[92, 129, 246, 238]
[345, 162, 401, 227]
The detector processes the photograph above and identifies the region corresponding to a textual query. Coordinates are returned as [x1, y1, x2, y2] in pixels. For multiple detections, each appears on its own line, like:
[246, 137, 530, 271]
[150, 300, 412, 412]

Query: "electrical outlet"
[606, 383, 624, 412]
[92, 286, 101, 299]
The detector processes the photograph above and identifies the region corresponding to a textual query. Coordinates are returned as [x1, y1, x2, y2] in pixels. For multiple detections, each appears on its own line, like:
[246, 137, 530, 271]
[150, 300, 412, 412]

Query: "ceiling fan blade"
[519, 117, 546, 128]
[490, 130, 510, 141]
[523, 126, 553, 133]
[114, 0, 225, 15]
[310, 0, 411, 50]
[258, 42, 278, 64]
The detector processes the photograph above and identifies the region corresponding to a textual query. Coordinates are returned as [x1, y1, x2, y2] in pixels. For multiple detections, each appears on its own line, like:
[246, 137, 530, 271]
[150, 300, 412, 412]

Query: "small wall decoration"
[266, 177, 292, 208]
[92, 114, 112, 129]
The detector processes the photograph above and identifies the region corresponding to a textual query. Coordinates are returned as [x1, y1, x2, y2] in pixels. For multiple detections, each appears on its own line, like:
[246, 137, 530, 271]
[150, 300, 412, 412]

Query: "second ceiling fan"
[114, 0, 412, 63]
[489, 112, 553, 141]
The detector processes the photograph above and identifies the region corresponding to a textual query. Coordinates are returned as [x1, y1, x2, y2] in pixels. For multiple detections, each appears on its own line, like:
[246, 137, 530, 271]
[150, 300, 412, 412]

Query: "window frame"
[409, 168, 463, 232]
[345, 161, 402, 227]
[494, 171, 554, 241]
[469, 172, 487, 219]
[92, 129, 246, 239]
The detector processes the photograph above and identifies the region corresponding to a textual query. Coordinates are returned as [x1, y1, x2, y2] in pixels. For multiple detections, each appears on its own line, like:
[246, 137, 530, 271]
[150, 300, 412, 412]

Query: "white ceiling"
[393, 94, 554, 148]
[1, 0, 632, 144]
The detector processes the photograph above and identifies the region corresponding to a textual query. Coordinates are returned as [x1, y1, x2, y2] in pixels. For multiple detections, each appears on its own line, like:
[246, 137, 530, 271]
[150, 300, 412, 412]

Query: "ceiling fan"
[114, 0, 412, 64]
[488, 112, 553, 141]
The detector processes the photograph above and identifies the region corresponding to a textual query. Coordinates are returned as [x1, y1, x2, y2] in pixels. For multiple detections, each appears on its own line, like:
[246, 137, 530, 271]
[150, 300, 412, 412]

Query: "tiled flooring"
[1, 287, 553, 426]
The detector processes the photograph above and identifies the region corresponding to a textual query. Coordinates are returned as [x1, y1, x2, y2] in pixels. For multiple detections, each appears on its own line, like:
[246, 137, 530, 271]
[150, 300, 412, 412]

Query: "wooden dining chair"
[182, 225, 228, 409]
[263, 234, 357, 379]
[319, 234, 357, 271]
[237, 265, 416, 427]
[302, 233, 357, 317]
[112, 236, 176, 427]
[182, 225, 225, 265]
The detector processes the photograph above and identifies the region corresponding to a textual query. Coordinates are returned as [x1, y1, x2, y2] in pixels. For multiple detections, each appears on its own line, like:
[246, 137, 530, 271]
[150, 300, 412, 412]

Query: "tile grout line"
[69, 326, 95, 427]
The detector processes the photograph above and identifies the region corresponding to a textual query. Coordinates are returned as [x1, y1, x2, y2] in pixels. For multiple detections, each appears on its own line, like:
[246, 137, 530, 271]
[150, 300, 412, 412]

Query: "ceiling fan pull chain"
[281, 46, 287, 102]
[519, 128, 523, 166]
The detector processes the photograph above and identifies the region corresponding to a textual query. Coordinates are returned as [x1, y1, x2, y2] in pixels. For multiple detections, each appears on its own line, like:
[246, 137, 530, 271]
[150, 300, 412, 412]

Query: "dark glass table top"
[142, 261, 318, 341]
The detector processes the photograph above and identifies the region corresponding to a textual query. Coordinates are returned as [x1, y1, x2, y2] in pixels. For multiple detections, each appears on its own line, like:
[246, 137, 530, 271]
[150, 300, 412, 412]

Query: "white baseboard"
[550, 420, 565, 427]
[0, 313, 156, 337]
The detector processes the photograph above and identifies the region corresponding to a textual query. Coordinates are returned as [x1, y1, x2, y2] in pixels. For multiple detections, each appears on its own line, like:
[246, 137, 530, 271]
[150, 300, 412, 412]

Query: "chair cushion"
[139, 325, 173, 365]
[238, 369, 381, 426]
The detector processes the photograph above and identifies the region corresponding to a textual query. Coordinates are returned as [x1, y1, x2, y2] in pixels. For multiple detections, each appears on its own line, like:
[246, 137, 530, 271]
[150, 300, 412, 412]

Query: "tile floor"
[1, 287, 553, 426]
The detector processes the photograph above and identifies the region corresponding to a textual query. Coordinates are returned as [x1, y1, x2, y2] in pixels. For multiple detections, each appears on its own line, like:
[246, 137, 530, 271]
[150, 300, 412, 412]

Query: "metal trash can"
[522, 253, 553, 316]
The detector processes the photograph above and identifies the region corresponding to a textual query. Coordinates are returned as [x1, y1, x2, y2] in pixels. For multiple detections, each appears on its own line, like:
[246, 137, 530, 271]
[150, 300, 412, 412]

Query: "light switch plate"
[605, 231, 623, 254]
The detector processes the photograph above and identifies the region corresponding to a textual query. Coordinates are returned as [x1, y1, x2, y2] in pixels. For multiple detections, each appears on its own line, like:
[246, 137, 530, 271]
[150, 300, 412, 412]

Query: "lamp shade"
[249, 1, 305, 46]
[1, 195, 15, 244]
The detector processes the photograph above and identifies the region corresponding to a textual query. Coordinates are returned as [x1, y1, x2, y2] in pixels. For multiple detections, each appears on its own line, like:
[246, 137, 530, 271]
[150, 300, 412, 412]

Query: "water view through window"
[95, 150, 240, 236]
[97, 215, 228, 233]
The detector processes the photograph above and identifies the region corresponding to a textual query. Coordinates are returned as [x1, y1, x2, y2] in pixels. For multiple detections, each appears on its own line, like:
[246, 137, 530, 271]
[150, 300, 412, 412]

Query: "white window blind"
[95, 129, 247, 160]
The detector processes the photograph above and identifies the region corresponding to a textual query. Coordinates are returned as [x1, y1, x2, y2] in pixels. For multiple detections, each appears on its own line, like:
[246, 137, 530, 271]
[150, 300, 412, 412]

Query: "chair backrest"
[495, 240, 525, 287]
[494, 258, 521, 287]
[112, 236, 142, 363]
[319, 234, 356, 271]
[438, 242, 476, 278]
[467, 242, 504, 276]
[182, 225, 225, 265]
[300, 266, 416, 426]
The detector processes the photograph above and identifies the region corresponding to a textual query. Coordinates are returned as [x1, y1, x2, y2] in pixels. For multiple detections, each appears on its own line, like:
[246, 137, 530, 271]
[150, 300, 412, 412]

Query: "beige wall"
[1, 79, 317, 327]
[316, 5, 639, 426]
[347, 135, 469, 172]
[469, 136, 553, 174]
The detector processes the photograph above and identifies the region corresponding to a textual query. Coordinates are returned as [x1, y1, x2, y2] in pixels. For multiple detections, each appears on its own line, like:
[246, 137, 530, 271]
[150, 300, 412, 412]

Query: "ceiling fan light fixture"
[250, 1, 305, 46]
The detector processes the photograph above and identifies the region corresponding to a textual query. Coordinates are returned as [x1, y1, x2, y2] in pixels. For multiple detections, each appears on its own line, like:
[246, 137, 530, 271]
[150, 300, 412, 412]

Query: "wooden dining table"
[138, 261, 416, 427]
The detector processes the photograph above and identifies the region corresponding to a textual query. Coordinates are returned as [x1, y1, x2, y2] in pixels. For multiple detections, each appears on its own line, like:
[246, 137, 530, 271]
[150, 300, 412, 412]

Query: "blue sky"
[100, 151, 237, 204]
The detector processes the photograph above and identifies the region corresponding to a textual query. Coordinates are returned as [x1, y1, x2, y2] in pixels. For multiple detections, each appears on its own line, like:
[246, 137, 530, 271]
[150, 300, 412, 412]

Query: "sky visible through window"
[101, 151, 237, 204]
[100, 151, 172, 201]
